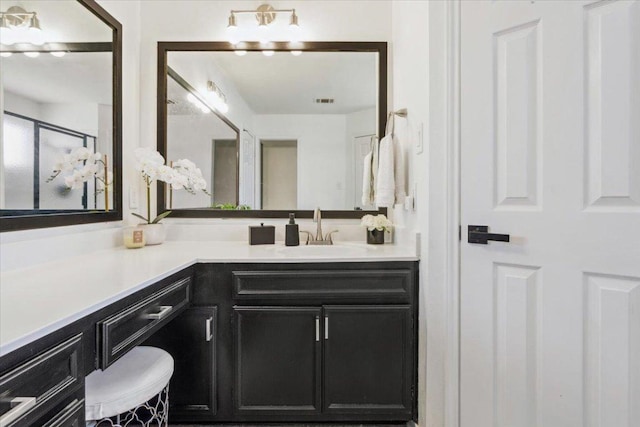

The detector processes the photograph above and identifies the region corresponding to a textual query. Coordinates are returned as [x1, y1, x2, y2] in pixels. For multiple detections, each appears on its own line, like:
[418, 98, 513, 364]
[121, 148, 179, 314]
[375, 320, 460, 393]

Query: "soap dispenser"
[285, 213, 300, 246]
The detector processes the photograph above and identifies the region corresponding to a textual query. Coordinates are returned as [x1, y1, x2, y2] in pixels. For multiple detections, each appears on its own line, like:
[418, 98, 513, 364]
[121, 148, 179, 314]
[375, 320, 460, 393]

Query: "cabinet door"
[148, 306, 217, 420]
[234, 306, 321, 415]
[323, 305, 413, 415]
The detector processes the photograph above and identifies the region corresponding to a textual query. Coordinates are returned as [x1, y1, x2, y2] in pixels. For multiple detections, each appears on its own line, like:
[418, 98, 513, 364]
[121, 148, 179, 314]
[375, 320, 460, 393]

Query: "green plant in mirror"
[213, 203, 251, 210]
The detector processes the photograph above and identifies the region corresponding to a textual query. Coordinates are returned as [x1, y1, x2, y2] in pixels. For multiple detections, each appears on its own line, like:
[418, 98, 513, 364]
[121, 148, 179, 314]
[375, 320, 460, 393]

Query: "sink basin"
[275, 244, 372, 257]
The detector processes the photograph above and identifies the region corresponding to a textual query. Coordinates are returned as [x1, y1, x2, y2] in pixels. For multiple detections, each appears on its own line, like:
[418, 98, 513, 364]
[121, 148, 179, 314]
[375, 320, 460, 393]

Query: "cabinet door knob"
[205, 317, 214, 341]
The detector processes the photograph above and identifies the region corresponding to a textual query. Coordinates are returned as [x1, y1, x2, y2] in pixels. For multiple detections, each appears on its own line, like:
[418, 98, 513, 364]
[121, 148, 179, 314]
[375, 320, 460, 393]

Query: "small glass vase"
[366, 229, 385, 244]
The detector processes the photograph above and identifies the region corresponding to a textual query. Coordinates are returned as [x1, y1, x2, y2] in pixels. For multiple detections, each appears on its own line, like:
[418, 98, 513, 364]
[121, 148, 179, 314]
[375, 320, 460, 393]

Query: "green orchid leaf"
[151, 210, 172, 224]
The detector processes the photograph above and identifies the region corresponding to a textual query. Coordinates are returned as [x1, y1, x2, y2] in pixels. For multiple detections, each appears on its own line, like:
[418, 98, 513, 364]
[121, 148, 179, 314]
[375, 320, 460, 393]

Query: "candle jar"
[123, 226, 145, 249]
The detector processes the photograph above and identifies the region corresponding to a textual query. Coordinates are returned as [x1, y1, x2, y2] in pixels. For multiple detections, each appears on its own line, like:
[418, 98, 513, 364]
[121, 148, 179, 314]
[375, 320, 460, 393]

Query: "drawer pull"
[0, 397, 36, 426]
[206, 317, 214, 341]
[144, 305, 173, 320]
[315, 316, 320, 342]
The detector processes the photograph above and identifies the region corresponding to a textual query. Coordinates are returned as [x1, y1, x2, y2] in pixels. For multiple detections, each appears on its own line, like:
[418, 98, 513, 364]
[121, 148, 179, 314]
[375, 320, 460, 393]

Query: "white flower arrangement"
[48, 146, 112, 192]
[132, 148, 209, 224]
[361, 214, 393, 232]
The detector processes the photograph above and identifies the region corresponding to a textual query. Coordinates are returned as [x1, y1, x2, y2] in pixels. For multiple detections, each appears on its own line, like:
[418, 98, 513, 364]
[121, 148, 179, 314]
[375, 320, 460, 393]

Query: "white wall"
[253, 114, 347, 210]
[391, 1, 434, 427]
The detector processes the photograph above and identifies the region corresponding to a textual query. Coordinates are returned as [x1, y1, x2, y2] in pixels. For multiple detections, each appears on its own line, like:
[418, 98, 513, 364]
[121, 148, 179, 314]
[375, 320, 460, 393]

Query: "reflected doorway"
[212, 139, 238, 206]
[260, 140, 297, 210]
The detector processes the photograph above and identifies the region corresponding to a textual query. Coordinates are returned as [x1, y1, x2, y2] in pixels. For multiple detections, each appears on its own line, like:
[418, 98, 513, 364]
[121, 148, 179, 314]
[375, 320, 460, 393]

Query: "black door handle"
[468, 225, 510, 244]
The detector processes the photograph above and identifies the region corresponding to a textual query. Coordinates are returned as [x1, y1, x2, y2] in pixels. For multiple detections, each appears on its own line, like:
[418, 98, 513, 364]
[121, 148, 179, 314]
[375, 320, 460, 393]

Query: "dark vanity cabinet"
[323, 305, 413, 415]
[234, 306, 322, 415]
[145, 306, 218, 420]
[151, 262, 418, 424]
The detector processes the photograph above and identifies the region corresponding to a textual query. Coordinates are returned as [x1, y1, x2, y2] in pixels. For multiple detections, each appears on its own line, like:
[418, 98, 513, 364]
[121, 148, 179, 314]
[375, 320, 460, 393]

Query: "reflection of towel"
[375, 133, 406, 208]
[361, 151, 373, 206]
[361, 136, 378, 207]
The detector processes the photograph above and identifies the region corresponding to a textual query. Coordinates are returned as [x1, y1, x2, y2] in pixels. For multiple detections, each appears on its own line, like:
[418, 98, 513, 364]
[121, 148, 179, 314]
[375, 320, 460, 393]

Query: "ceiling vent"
[314, 98, 334, 104]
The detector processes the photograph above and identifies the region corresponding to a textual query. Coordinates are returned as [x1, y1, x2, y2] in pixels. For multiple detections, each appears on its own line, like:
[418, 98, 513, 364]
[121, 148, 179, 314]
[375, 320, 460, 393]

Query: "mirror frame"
[157, 41, 387, 219]
[0, 0, 122, 232]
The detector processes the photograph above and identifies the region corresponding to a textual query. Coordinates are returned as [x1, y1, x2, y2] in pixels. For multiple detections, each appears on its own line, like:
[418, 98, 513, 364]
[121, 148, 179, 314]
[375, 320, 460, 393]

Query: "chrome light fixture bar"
[0, 6, 45, 46]
[226, 3, 301, 48]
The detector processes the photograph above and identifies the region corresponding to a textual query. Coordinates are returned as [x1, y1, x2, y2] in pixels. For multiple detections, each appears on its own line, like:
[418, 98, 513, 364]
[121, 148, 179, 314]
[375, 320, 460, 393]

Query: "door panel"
[323, 305, 412, 414]
[144, 306, 217, 420]
[461, 1, 640, 427]
[233, 306, 321, 414]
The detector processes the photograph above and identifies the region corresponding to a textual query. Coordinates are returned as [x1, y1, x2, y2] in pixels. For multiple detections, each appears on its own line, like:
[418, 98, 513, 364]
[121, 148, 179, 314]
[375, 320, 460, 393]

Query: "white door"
[460, 1, 640, 427]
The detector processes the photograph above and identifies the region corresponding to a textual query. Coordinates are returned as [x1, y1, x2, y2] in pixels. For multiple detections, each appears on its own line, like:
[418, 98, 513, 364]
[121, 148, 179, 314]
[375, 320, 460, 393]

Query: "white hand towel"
[393, 134, 406, 204]
[375, 133, 395, 208]
[375, 132, 406, 208]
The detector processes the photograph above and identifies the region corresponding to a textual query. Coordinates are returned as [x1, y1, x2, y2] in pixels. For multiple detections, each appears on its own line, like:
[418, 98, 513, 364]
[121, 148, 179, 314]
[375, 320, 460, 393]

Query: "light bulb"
[27, 15, 45, 46]
[234, 50, 247, 56]
[227, 26, 239, 45]
[291, 50, 302, 56]
[23, 51, 39, 58]
[0, 52, 12, 57]
[0, 26, 15, 45]
[50, 51, 65, 57]
[262, 50, 274, 57]
[257, 19, 270, 45]
[288, 11, 301, 43]
[217, 102, 229, 114]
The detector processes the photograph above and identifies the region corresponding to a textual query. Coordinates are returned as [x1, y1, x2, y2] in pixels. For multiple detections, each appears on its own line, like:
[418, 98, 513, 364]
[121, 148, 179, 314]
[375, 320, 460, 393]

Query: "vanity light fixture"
[226, 4, 301, 46]
[0, 6, 45, 46]
[23, 51, 39, 58]
[0, 51, 11, 57]
[207, 80, 229, 113]
[234, 50, 247, 56]
[291, 50, 302, 56]
[50, 51, 66, 57]
[262, 50, 274, 57]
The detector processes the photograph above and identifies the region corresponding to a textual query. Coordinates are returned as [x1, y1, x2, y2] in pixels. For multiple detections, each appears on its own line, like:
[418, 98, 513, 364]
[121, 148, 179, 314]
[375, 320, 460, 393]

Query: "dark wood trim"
[156, 41, 388, 220]
[0, 0, 123, 232]
[0, 42, 113, 53]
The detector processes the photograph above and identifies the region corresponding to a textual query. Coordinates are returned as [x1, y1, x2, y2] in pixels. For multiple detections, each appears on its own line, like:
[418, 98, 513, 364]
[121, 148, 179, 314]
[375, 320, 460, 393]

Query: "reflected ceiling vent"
[314, 98, 334, 104]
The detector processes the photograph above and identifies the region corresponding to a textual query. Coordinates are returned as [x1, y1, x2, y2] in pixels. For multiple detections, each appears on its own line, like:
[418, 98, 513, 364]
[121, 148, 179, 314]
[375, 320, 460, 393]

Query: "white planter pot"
[141, 223, 166, 246]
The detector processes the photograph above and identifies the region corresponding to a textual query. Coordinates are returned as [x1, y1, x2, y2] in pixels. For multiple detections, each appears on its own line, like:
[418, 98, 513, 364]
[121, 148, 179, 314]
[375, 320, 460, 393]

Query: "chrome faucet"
[303, 207, 338, 245]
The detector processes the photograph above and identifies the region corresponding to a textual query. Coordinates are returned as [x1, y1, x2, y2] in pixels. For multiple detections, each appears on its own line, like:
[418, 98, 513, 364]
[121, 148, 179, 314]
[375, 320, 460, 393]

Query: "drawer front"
[97, 276, 191, 369]
[41, 399, 84, 427]
[0, 334, 83, 427]
[232, 269, 413, 302]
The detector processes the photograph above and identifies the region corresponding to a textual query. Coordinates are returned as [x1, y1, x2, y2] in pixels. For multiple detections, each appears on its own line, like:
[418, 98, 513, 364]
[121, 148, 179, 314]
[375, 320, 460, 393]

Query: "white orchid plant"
[47, 147, 112, 192]
[361, 214, 393, 232]
[132, 148, 209, 224]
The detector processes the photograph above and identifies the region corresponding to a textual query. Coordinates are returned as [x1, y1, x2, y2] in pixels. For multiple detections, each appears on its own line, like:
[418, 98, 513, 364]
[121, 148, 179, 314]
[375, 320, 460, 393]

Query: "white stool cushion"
[85, 346, 174, 420]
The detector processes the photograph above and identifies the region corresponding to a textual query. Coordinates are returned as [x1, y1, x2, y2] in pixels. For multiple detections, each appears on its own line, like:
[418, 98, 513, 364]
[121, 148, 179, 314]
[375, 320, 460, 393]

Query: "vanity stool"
[85, 346, 174, 426]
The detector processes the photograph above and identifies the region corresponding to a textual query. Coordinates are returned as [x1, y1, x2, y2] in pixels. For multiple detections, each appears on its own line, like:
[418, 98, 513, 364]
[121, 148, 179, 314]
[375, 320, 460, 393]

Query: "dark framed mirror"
[158, 41, 387, 219]
[0, 0, 122, 232]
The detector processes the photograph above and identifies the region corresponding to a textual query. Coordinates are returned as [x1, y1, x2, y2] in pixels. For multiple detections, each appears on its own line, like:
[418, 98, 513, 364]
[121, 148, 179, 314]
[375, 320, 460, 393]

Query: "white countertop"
[0, 241, 417, 356]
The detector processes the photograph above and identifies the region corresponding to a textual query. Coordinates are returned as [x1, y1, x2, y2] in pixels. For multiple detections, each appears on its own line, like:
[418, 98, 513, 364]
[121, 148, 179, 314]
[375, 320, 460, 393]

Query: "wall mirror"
[158, 41, 387, 219]
[0, 0, 122, 232]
